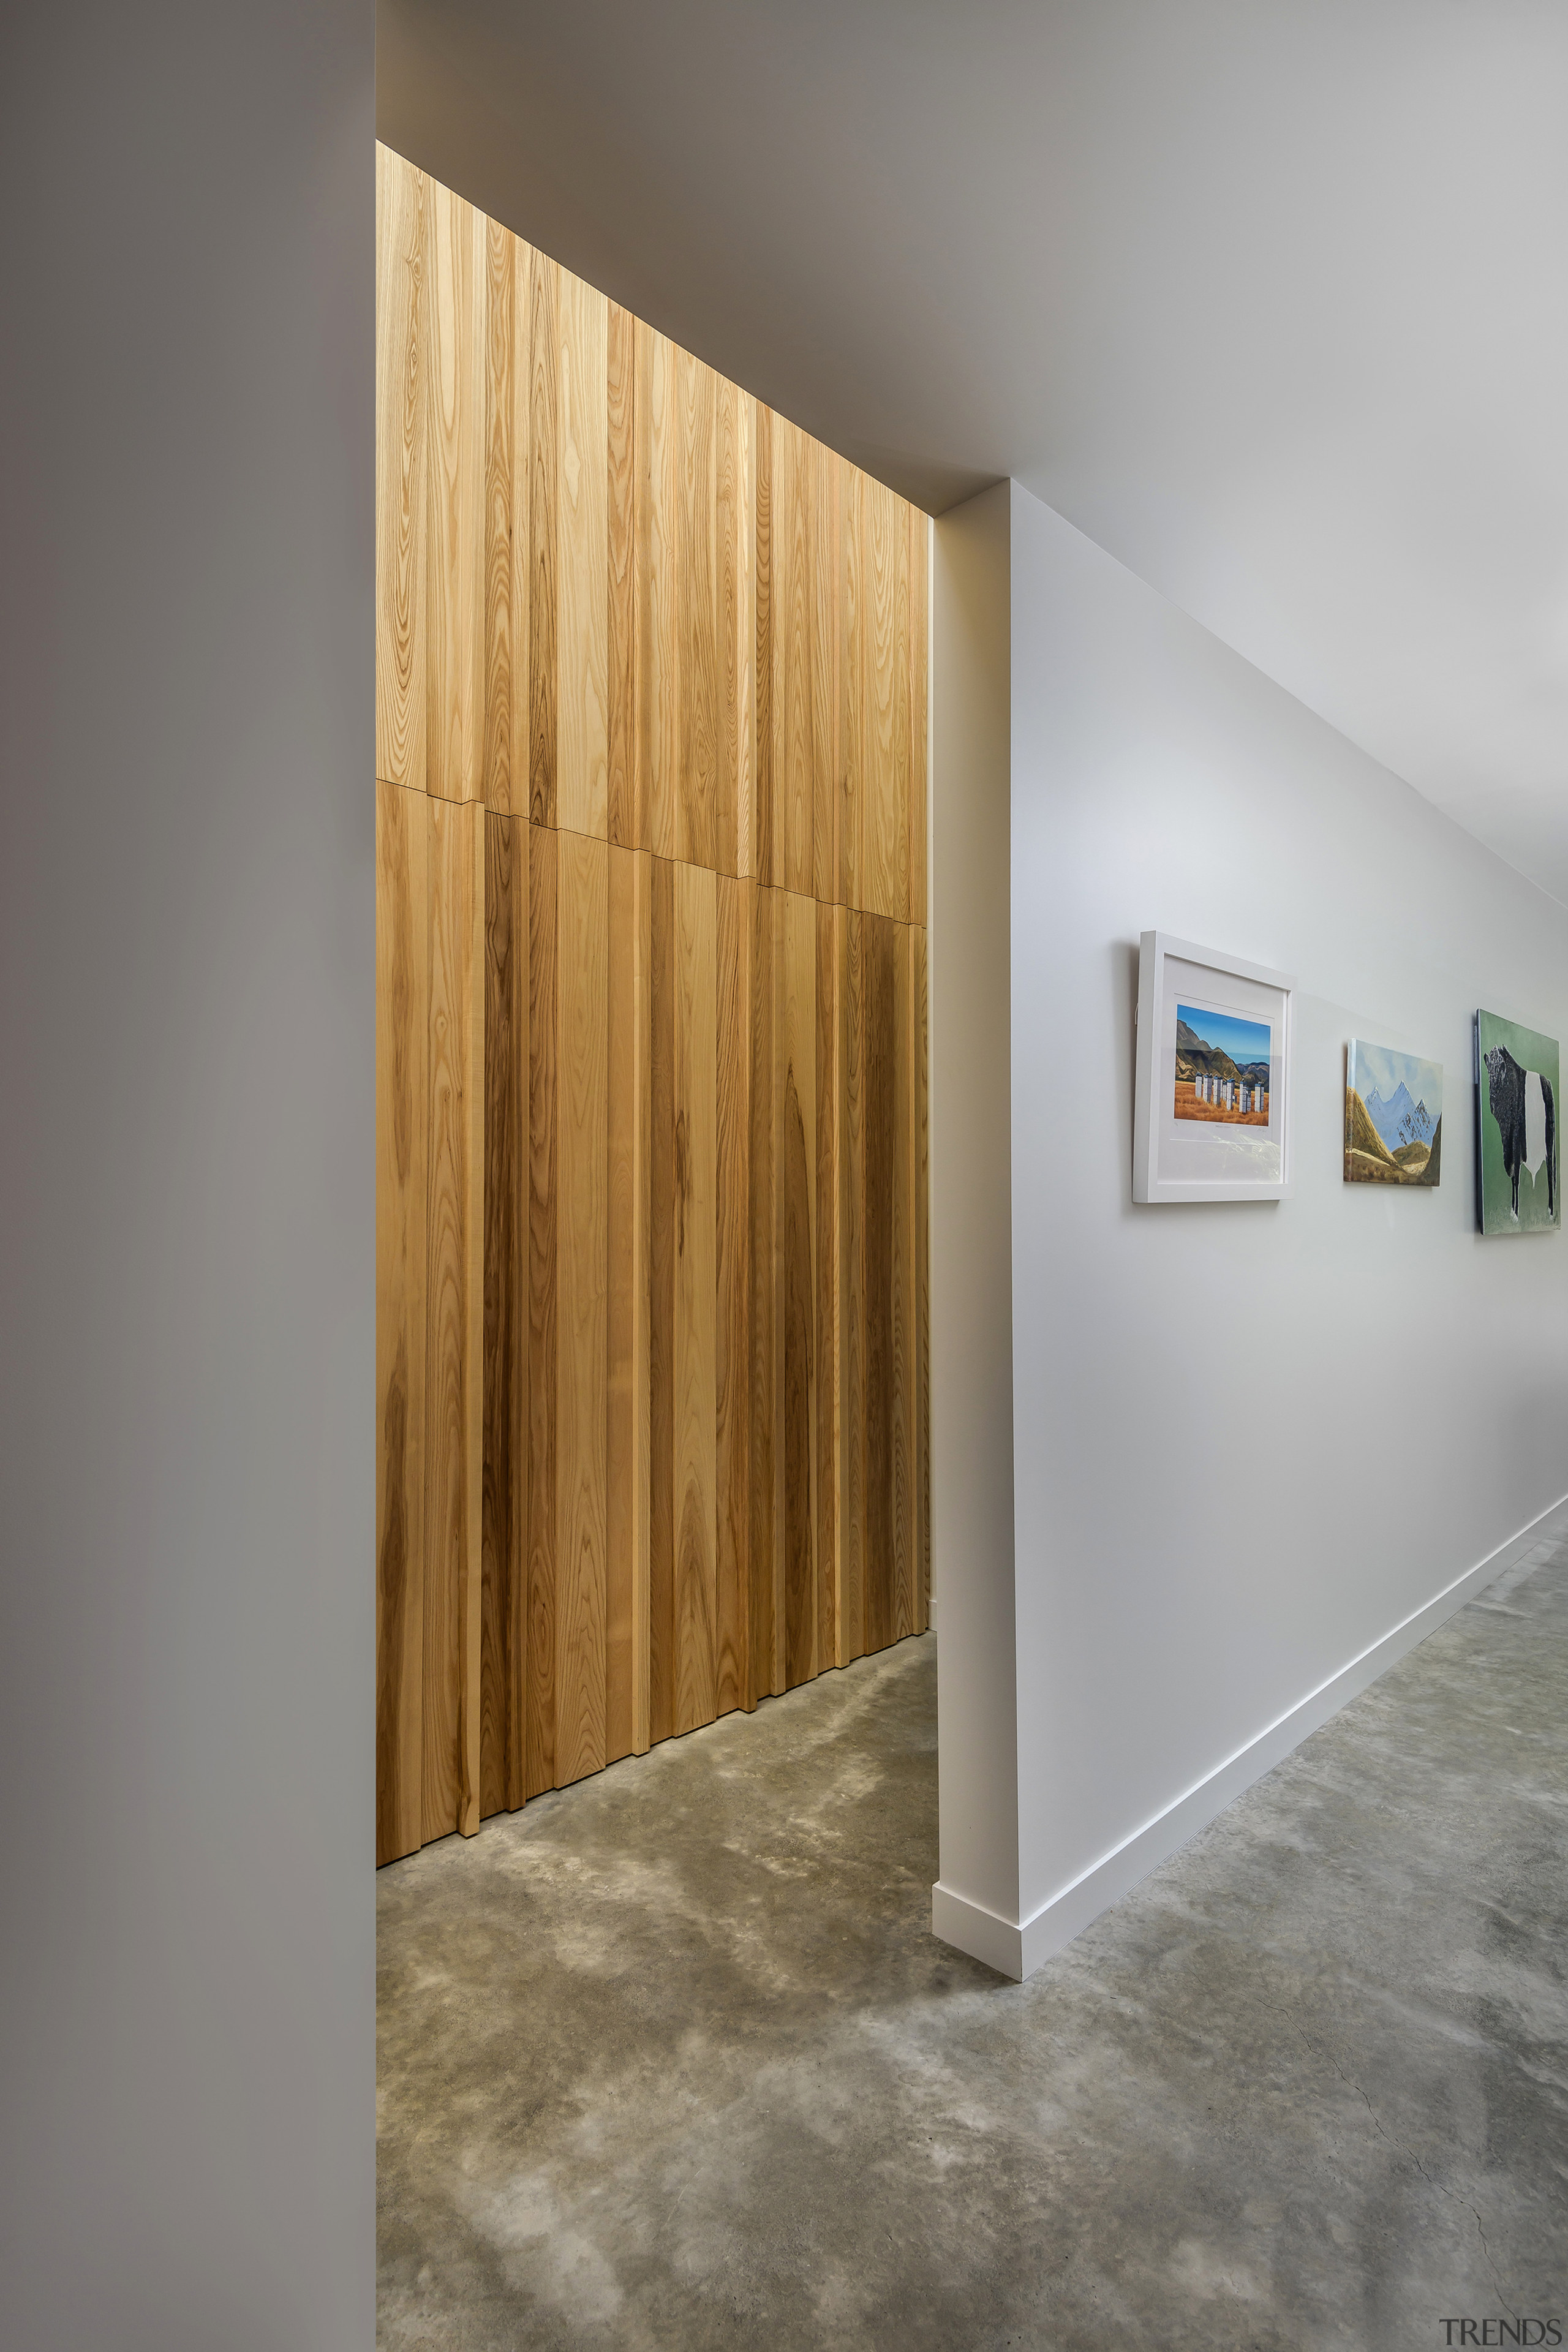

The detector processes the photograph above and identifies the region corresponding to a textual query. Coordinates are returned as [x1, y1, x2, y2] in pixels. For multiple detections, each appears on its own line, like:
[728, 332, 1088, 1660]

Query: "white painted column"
[929, 481, 1025, 1975]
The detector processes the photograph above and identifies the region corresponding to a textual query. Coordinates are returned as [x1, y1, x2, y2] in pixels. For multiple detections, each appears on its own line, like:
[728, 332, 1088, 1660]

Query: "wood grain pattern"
[811, 442, 838, 905]
[554, 829, 609, 1784]
[482, 811, 527, 1817]
[528, 251, 559, 827]
[893, 497, 913, 924]
[526, 821, 558, 1796]
[780, 888, 817, 1686]
[715, 377, 742, 880]
[863, 480, 905, 920]
[607, 845, 652, 1758]
[376, 780, 429, 1863]
[606, 304, 640, 851]
[505, 230, 533, 813]
[837, 463, 864, 913]
[481, 219, 516, 812]
[892, 918, 916, 1640]
[643, 328, 679, 862]
[815, 901, 842, 1673]
[673, 860, 718, 1734]
[777, 421, 814, 900]
[376, 152, 427, 794]
[648, 855, 676, 1743]
[715, 873, 752, 1714]
[908, 507, 929, 927]
[376, 147, 933, 1864]
[753, 404, 774, 888]
[749, 880, 781, 1700]
[861, 908, 895, 1655]
[678, 348, 718, 874]
[915, 921, 930, 1630]
[458, 811, 488, 1839]
[377, 850, 932, 1852]
[425, 179, 486, 805]
[421, 796, 484, 1840]
[556, 274, 609, 840]
[839, 907, 867, 1664]
[734, 394, 756, 880]
[377, 144, 925, 913]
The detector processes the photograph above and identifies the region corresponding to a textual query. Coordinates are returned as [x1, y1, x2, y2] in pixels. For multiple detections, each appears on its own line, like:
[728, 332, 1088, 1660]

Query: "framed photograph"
[1133, 932, 1294, 1204]
[1345, 1041, 1442, 1186]
[1476, 1010, 1559, 1235]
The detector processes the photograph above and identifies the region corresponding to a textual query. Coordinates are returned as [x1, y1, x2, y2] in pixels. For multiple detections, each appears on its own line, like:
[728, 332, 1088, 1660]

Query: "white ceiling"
[379, 0, 1568, 905]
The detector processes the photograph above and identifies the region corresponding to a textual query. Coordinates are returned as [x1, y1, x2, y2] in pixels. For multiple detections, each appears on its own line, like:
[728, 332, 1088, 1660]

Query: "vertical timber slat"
[862, 909, 895, 1655]
[837, 464, 864, 913]
[864, 481, 902, 919]
[840, 906, 867, 1665]
[481, 810, 527, 1815]
[749, 882, 781, 1700]
[375, 152, 427, 794]
[815, 902, 843, 1673]
[507, 232, 533, 812]
[606, 304, 640, 851]
[715, 377, 741, 880]
[607, 845, 652, 1758]
[556, 274, 609, 840]
[648, 856, 677, 1743]
[892, 918, 916, 1641]
[778, 424, 813, 899]
[811, 443, 837, 906]
[643, 331, 679, 862]
[780, 889, 817, 1686]
[424, 180, 486, 805]
[375, 780, 429, 1863]
[753, 405, 773, 888]
[678, 349, 718, 875]
[421, 796, 483, 1840]
[526, 821, 559, 1797]
[735, 396, 756, 880]
[529, 253, 559, 827]
[915, 921, 930, 1630]
[673, 861, 718, 1734]
[715, 873, 752, 1715]
[908, 508, 929, 927]
[481, 219, 515, 812]
[554, 830, 609, 1784]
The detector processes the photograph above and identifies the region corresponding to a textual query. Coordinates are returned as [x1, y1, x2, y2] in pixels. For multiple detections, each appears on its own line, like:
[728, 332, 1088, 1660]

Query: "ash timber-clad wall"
[375, 145, 929, 1863]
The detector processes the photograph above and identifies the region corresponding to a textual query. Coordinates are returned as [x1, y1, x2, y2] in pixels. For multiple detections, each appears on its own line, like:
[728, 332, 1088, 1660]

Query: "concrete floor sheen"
[377, 1541, 1568, 2350]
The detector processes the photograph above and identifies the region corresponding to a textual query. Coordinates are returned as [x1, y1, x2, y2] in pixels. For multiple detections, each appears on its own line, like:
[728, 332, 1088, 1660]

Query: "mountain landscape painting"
[1344, 1041, 1442, 1186]
[1477, 1009, 1559, 1235]
[1174, 1005, 1272, 1126]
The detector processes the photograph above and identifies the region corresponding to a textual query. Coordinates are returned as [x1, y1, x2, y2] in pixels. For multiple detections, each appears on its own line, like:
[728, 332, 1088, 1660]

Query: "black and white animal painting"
[1484, 1044, 1556, 1219]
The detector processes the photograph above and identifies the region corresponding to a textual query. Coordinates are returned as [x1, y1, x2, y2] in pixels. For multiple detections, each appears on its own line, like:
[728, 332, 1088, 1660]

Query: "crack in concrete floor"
[1277, 2005, 1522, 2328]
[379, 1540, 1568, 2350]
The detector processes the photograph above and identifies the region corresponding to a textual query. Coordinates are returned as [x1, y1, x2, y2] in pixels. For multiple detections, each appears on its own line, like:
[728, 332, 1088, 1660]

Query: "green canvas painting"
[1476, 1010, 1560, 1236]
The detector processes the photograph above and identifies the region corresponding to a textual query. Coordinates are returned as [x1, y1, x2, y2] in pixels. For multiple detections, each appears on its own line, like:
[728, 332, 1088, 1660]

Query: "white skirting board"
[932, 1491, 1568, 1983]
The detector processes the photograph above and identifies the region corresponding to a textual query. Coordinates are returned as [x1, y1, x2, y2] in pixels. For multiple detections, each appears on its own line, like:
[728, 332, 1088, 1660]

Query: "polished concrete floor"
[379, 1537, 1568, 2350]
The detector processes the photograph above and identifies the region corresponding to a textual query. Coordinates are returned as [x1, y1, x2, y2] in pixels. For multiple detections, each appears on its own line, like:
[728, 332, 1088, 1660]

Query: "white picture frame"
[1133, 931, 1295, 1204]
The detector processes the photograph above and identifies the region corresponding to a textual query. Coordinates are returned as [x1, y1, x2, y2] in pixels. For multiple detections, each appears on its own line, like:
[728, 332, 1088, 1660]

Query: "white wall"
[0, 5, 375, 2342]
[933, 480, 1568, 1978]
[929, 484, 1023, 1971]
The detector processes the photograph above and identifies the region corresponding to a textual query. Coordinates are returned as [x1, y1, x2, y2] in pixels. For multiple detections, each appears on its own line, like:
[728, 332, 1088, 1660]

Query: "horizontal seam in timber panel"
[377, 778, 930, 933]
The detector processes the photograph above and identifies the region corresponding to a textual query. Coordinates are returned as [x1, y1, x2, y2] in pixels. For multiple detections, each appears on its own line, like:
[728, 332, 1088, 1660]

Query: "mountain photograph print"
[1174, 1006, 1272, 1125]
[1344, 1040, 1442, 1186]
[1477, 1010, 1559, 1235]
